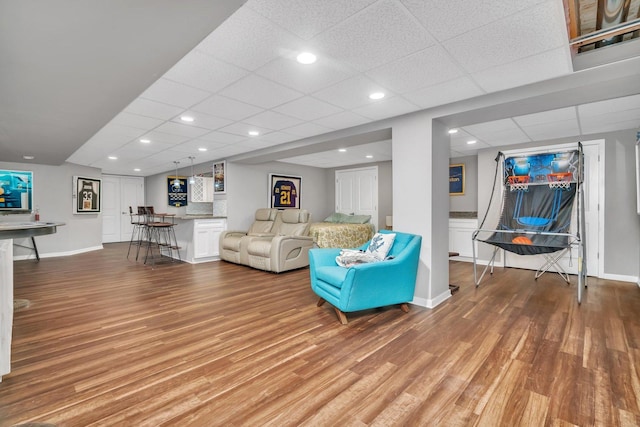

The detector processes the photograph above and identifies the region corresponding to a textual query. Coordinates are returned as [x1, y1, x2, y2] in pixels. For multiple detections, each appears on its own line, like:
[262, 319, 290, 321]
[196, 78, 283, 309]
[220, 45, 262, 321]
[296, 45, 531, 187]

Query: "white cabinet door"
[193, 219, 225, 259]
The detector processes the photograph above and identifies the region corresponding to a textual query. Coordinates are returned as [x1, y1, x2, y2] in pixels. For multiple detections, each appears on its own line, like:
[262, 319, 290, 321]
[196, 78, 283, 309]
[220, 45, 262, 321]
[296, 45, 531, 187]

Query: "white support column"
[392, 113, 450, 308]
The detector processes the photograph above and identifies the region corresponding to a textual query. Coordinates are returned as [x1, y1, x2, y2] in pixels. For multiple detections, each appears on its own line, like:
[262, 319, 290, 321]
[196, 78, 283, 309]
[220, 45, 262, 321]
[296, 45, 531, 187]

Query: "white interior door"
[120, 177, 145, 241]
[336, 166, 378, 230]
[102, 176, 120, 243]
[102, 175, 144, 243]
[503, 141, 602, 277]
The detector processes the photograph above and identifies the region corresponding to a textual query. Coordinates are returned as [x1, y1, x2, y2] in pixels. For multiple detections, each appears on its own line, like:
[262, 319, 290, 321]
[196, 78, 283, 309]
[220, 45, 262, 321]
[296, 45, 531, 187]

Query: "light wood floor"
[1, 243, 639, 426]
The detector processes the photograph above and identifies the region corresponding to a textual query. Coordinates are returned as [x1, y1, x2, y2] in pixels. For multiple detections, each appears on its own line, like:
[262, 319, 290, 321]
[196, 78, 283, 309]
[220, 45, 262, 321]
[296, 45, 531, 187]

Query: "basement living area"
[2, 1, 640, 425]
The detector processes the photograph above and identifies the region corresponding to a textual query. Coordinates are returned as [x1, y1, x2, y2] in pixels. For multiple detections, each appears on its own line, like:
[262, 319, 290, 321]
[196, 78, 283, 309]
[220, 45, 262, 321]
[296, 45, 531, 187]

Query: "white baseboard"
[600, 272, 639, 283]
[13, 245, 103, 261]
[412, 288, 451, 309]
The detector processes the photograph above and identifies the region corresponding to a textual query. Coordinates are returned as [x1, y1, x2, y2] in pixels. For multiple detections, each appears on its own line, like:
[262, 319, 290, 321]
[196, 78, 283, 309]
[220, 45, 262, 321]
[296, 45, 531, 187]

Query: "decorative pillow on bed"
[365, 233, 396, 261]
[323, 212, 348, 223]
[342, 214, 371, 224]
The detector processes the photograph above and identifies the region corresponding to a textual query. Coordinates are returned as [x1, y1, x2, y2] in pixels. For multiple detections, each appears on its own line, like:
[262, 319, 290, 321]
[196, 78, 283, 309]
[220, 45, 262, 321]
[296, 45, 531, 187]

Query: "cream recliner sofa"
[219, 208, 278, 265]
[219, 208, 313, 273]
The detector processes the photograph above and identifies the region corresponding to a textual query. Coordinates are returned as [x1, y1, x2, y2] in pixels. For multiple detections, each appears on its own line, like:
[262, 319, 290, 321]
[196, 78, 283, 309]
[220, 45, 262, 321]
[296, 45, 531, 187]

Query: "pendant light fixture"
[189, 156, 196, 184]
[172, 161, 181, 190]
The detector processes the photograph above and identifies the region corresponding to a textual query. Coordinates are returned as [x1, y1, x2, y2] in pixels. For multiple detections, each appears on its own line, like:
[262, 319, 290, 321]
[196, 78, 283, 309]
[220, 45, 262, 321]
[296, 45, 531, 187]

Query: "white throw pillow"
[365, 233, 396, 261]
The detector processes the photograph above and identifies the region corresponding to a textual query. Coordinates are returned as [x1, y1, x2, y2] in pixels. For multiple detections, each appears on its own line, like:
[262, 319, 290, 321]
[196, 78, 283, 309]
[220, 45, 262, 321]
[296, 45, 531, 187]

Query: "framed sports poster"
[449, 164, 465, 195]
[168, 175, 188, 207]
[269, 174, 301, 209]
[73, 176, 101, 214]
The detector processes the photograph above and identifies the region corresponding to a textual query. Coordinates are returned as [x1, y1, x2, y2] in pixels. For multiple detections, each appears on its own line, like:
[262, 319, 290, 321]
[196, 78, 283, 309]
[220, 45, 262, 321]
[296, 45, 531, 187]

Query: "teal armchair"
[309, 230, 422, 324]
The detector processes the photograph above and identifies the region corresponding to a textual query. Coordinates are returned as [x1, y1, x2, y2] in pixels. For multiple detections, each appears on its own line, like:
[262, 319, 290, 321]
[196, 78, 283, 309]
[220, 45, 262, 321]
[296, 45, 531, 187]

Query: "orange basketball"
[512, 236, 532, 245]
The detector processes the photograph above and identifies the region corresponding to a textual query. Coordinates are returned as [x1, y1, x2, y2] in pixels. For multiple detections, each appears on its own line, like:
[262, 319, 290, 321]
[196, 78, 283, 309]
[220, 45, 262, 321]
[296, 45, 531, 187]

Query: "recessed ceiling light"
[134, 168, 141, 172]
[338, 148, 347, 152]
[22, 155, 34, 160]
[365, 155, 373, 159]
[180, 115, 195, 122]
[140, 139, 151, 143]
[296, 52, 317, 64]
[448, 129, 458, 134]
[369, 92, 385, 100]
[108, 155, 118, 160]
[467, 140, 477, 145]
[248, 130, 260, 136]
[198, 147, 207, 152]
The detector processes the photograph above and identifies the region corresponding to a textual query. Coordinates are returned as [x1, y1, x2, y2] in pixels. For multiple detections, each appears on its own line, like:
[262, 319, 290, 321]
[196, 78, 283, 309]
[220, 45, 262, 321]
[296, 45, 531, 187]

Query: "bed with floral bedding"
[309, 213, 375, 248]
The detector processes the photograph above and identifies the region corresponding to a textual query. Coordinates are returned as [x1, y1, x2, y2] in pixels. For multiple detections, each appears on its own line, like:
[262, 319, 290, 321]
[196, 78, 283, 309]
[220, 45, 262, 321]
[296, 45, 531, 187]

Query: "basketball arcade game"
[472, 143, 588, 303]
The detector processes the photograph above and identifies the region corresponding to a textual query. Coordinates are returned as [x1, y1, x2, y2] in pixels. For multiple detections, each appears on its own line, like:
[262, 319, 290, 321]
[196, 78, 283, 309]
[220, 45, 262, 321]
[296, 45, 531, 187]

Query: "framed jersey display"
[269, 173, 301, 209]
[73, 176, 101, 214]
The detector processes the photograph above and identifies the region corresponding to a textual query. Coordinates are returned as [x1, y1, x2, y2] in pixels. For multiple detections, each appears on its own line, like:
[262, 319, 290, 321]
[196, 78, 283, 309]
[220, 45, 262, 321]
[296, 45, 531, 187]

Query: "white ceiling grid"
[65, 0, 639, 175]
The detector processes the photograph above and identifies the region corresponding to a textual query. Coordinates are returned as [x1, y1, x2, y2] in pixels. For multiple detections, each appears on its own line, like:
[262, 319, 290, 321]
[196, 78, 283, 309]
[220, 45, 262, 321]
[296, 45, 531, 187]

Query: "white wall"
[225, 161, 329, 231]
[0, 161, 104, 258]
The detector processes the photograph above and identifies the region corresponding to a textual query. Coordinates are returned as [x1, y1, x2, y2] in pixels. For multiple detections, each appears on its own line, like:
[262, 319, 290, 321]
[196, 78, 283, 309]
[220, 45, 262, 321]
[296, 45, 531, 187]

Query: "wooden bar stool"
[143, 207, 180, 266]
[127, 206, 146, 260]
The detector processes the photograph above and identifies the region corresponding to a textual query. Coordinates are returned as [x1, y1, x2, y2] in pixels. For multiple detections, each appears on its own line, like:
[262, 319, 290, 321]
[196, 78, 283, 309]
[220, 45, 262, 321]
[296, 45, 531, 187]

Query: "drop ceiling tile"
[246, 0, 378, 40]
[403, 77, 484, 109]
[259, 131, 298, 144]
[154, 122, 211, 139]
[164, 51, 249, 93]
[176, 139, 229, 152]
[120, 139, 175, 154]
[578, 94, 640, 117]
[442, 1, 567, 73]
[521, 119, 580, 141]
[513, 107, 577, 127]
[579, 107, 640, 125]
[124, 98, 185, 121]
[471, 127, 531, 146]
[313, 75, 390, 110]
[463, 118, 519, 135]
[366, 45, 465, 94]
[352, 96, 419, 120]
[197, 131, 247, 144]
[283, 122, 333, 138]
[451, 140, 491, 152]
[191, 95, 263, 121]
[219, 74, 303, 109]
[169, 112, 233, 131]
[313, 111, 370, 129]
[449, 129, 480, 148]
[273, 96, 343, 121]
[110, 112, 165, 130]
[312, 0, 435, 72]
[400, 0, 547, 42]
[217, 122, 273, 137]
[138, 131, 191, 145]
[255, 55, 356, 94]
[140, 78, 212, 109]
[95, 123, 147, 140]
[197, 6, 305, 71]
[472, 47, 572, 92]
[580, 119, 640, 134]
[243, 110, 303, 130]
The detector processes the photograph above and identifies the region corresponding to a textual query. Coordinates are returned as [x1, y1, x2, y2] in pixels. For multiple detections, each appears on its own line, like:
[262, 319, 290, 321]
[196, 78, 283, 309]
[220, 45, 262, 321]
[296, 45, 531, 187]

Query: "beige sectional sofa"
[219, 208, 313, 273]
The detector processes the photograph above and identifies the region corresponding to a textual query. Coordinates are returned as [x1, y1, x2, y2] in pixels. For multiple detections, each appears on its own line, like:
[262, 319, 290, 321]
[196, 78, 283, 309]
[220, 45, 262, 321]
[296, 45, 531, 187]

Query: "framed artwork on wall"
[73, 176, 101, 214]
[449, 164, 465, 196]
[0, 169, 33, 212]
[269, 173, 301, 209]
[214, 161, 226, 194]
